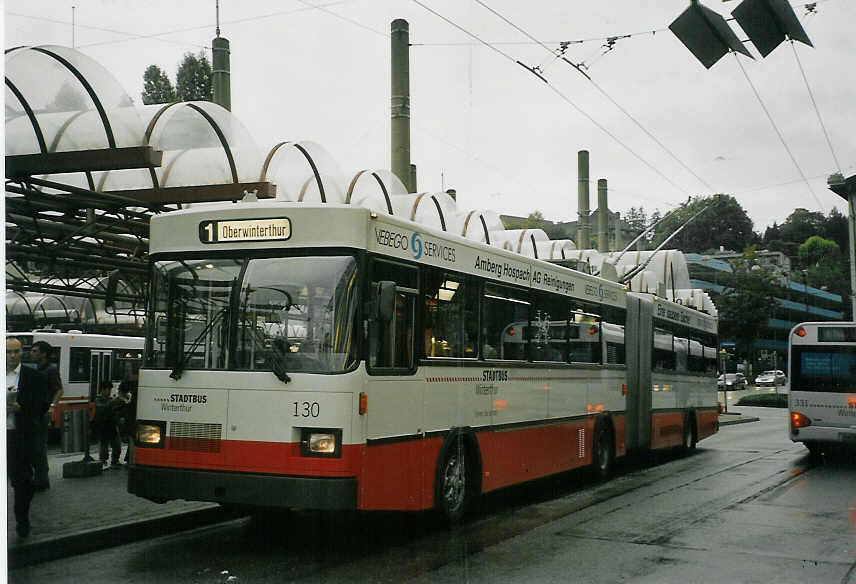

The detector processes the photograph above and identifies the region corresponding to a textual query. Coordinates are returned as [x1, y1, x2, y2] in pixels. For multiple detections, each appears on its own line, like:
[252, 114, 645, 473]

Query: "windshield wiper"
[267, 339, 292, 384]
[170, 307, 229, 380]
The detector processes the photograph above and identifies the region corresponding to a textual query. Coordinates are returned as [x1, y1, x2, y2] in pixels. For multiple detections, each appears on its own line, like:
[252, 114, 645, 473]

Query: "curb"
[8, 506, 236, 569]
[719, 415, 760, 427]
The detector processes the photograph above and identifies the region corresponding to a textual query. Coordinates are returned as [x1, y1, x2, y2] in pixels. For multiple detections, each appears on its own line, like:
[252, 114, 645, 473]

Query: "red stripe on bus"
[134, 439, 362, 477]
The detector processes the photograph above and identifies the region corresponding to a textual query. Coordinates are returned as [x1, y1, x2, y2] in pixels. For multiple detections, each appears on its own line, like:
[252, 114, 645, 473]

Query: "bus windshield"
[791, 346, 856, 393]
[147, 254, 359, 374]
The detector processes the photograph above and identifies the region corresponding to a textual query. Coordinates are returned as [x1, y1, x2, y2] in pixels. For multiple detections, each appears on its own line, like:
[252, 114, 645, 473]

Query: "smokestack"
[577, 150, 590, 249]
[212, 36, 231, 110]
[391, 19, 412, 192]
[613, 211, 623, 251]
[212, 2, 230, 112]
[597, 178, 608, 252]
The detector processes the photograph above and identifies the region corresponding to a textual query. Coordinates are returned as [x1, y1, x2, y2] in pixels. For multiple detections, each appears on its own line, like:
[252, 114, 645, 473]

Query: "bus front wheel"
[436, 437, 469, 524]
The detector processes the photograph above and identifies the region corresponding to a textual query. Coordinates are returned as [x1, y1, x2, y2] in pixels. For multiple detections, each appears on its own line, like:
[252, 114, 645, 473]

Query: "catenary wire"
[8, 1, 354, 50]
[789, 40, 842, 174]
[410, 0, 694, 201]
[473, 0, 717, 194]
[732, 52, 824, 210]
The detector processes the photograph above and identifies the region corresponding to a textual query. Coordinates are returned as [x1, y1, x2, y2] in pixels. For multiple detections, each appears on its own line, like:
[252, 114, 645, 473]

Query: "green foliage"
[141, 65, 175, 105]
[799, 235, 846, 297]
[651, 194, 756, 254]
[779, 208, 825, 246]
[175, 52, 212, 102]
[736, 393, 788, 407]
[715, 248, 780, 363]
[514, 210, 567, 240]
[623, 206, 647, 232]
[47, 81, 89, 112]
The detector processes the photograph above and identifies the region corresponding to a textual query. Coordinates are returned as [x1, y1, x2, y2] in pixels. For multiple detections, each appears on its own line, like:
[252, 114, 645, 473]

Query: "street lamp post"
[828, 173, 856, 320]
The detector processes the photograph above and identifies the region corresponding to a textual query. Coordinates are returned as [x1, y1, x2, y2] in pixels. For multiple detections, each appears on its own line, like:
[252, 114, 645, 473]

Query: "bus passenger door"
[88, 350, 113, 400]
[625, 294, 653, 453]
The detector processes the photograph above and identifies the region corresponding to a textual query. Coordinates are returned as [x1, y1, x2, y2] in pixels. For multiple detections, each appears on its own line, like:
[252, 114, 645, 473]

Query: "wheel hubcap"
[443, 454, 465, 511]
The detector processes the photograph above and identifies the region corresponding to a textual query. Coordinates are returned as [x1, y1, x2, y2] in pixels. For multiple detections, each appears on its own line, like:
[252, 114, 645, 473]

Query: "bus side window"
[69, 347, 91, 382]
[653, 328, 676, 371]
[423, 269, 478, 359]
[483, 284, 530, 361]
[367, 259, 417, 372]
[530, 292, 568, 363]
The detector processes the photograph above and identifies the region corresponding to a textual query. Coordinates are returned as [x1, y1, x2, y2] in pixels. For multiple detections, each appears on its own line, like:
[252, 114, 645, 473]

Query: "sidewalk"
[8, 412, 759, 567]
[7, 444, 227, 568]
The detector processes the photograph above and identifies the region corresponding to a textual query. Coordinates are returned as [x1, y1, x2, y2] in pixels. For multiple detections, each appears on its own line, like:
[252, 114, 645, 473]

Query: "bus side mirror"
[376, 281, 396, 323]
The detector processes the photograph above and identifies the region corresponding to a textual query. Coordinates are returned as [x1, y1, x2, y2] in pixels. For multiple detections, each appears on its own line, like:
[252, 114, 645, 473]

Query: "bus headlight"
[136, 421, 165, 448]
[300, 428, 342, 458]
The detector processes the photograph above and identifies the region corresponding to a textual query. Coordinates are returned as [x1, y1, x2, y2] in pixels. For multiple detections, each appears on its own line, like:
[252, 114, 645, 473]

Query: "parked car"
[717, 373, 747, 390]
[754, 369, 786, 387]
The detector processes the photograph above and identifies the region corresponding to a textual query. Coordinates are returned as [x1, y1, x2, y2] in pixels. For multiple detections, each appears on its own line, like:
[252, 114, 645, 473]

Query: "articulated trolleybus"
[129, 198, 719, 521]
[788, 321, 856, 457]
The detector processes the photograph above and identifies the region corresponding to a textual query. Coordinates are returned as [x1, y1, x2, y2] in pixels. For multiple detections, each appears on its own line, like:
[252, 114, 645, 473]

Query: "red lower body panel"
[136, 410, 717, 512]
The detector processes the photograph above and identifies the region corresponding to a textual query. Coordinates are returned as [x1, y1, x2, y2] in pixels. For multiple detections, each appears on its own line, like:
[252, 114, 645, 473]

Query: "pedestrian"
[93, 381, 122, 468]
[6, 337, 50, 538]
[117, 370, 139, 464]
[29, 340, 63, 490]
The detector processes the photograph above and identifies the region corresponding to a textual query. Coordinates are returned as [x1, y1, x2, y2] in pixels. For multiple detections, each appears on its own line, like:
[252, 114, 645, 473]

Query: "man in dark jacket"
[6, 337, 50, 538]
[30, 340, 63, 490]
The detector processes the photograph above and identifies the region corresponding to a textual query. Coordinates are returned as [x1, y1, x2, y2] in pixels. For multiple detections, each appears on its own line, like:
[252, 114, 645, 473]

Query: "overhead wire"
[410, 0, 694, 200]
[410, 1, 834, 47]
[732, 52, 824, 210]
[294, 0, 389, 39]
[8, 1, 356, 50]
[6, 11, 209, 50]
[789, 39, 842, 174]
[472, 0, 717, 194]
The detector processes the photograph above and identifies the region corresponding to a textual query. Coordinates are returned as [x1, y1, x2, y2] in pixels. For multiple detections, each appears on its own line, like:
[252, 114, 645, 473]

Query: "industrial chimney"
[597, 178, 608, 252]
[211, 2, 230, 111]
[577, 150, 590, 249]
[391, 19, 412, 192]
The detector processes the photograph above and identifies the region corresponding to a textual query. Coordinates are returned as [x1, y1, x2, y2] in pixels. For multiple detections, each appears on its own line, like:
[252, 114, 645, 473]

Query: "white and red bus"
[128, 199, 718, 521]
[788, 321, 856, 457]
[7, 330, 143, 429]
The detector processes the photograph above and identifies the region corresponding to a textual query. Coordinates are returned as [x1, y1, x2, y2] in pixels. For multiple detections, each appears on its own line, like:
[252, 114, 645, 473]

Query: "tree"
[779, 208, 825, 248]
[798, 235, 847, 298]
[175, 52, 212, 102]
[141, 65, 175, 105]
[521, 210, 566, 239]
[623, 207, 647, 233]
[47, 81, 88, 112]
[652, 194, 755, 254]
[822, 207, 848, 254]
[762, 222, 780, 245]
[715, 247, 780, 365]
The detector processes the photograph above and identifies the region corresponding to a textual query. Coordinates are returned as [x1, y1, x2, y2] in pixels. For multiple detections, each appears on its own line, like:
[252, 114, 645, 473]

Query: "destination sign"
[199, 217, 291, 243]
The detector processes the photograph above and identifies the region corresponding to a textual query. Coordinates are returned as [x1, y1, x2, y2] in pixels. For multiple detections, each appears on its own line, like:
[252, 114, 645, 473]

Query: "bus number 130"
[293, 401, 320, 417]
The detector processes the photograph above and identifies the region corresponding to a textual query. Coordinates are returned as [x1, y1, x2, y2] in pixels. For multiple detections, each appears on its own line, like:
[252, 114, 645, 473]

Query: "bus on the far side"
[788, 321, 856, 457]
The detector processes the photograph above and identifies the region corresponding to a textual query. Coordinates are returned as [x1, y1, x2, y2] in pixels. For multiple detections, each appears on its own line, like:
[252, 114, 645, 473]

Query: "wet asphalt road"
[9, 405, 856, 584]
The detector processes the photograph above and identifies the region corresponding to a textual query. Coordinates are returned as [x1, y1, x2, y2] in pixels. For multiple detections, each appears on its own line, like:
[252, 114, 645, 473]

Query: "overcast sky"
[5, 0, 855, 233]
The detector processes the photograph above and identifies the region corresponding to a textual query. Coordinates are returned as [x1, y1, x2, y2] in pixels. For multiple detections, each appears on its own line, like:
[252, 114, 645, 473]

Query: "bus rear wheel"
[436, 438, 469, 524]
[806, 443, 824, 460]
[682, 414, 697, 453]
